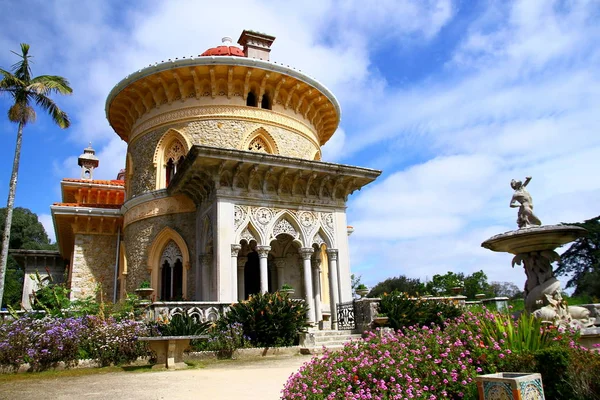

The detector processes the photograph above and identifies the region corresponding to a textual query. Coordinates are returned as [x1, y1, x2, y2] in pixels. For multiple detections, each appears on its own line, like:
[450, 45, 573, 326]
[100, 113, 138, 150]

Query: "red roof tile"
[53, 203, 122, 209]
[200, 45, 245, 57]
[63, 178, 125, 187]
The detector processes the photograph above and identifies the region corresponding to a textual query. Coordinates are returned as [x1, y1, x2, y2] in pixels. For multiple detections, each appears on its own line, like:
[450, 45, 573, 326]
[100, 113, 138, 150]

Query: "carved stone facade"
[123, 212, 196, 296]
[234, 205, 334, 248]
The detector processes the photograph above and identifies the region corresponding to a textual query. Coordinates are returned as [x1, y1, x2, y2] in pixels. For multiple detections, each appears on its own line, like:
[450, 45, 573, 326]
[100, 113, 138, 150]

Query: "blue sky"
[1, 0, 599, 290]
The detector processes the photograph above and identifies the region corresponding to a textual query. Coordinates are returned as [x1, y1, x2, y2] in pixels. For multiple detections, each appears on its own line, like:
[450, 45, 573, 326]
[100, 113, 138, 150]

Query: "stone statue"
[510, 176, 542, 229]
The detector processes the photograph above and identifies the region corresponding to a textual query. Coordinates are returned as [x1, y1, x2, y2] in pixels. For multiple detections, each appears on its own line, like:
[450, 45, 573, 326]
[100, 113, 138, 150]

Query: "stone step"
[300, 345, 345, 355]
[313, 334, 362, 343]
[300, 331, 363, 354]
[310, 330, 362, 337]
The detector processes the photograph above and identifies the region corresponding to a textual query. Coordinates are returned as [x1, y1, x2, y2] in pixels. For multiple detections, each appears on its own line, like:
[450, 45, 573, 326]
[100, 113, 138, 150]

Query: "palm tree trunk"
[0, 121, 24, 309]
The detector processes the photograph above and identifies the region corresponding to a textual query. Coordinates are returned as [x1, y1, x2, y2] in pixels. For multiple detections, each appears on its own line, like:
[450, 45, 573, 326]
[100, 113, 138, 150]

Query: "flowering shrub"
[0, 315, 150, 371]
[222, 291, 309, 347]
[282, 309, 600, 399]
[378, 291, 463, 330]
[0, 316, 83, 371]
[78, 316, 149, 367]
[206, 322, 248, 358]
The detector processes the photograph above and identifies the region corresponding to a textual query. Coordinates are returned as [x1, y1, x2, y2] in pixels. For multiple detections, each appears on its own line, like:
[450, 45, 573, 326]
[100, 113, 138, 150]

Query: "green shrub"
[222, 292, 309, 347]
[476, 311, 554, 353]
[157, 313, 211, 336]
[378, 290, 463, 330]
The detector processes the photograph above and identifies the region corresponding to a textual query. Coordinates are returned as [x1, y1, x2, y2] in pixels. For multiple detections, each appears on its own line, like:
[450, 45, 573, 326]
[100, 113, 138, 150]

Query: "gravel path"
[0, 355, 312, 400]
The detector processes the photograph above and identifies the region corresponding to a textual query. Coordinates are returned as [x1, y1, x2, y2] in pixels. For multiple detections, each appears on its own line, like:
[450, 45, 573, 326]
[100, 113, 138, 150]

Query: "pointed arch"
[268, 211, 303, 246]
[242, 127, 279, 155]
[153, 128, 192, 189]
[311, 228, 333, 248]
[237, 221, 262, 245]
[147, 227, 190, 299]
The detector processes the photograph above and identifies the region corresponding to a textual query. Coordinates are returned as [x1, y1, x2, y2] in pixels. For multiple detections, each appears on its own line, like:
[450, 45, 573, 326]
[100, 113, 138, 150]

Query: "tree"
[463, 270, 493, 299]
[0, 44, 72, 308]
[555, 216, 600, 299]
[368, 275, 426, 298]
[425, 270, 495, 299]
[426, 271, 465, 296]
[0, 207, 55, 308]
[489, 281, 523, 299]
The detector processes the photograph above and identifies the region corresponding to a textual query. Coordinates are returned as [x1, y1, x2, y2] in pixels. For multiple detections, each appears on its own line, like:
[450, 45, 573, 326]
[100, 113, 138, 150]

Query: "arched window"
[248, 136, 271, 153]
[164, 139, 185, 187]
[246, 92, 257, 107]
[159, 240, 184, 301]
[261, 94, 271, 110]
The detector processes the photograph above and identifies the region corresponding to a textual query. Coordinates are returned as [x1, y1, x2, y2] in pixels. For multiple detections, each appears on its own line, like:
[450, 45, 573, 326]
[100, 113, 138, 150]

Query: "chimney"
[237, 30, 276, 61]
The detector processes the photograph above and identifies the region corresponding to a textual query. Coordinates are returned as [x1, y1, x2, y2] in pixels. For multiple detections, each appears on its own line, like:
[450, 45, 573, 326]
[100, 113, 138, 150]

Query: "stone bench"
[139, 335, 208, 369]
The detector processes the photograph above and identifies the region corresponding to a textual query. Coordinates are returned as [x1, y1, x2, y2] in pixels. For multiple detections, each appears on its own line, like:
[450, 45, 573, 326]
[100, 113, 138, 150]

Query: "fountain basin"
[482, 225, 586, 254]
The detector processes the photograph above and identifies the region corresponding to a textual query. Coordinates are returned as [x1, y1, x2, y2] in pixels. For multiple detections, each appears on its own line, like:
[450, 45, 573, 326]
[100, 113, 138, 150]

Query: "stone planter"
[135, 287, 154, 301]
[356, 288, 369, 298]
[372, 316, 389, 327]
[281, 288, 295, 295]
[451, 286, 463, 295]
[476, 372, 544, 400]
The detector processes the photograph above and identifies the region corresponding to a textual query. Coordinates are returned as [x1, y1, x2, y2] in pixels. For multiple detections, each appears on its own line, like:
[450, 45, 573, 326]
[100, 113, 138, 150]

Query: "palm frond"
[33, 94, 70, 129]
[29, 75, 72, 95]
[0, 69, 25, 92]
[10, 43, 32, 81]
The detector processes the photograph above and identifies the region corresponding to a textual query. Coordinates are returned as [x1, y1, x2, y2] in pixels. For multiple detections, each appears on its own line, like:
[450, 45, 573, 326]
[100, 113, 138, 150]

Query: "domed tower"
[106, 30, 380, 327]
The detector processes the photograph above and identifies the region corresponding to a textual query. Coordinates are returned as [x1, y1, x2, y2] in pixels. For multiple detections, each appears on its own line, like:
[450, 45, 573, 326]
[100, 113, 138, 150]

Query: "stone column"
[199, 253, 212, 301]
[256, 246, 271, 294]
[237, 256, 247, 301]
[275, 258, 286, 291]
[312, 257, 323, 324]
[327, 249, 340, 330]
[231, 244, 241, 302]
[300, 247, 316, 325]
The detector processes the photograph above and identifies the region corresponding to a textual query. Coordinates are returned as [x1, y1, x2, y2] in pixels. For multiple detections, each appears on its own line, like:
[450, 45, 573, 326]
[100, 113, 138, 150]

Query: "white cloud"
[38, 214, 56, 244]
[344, 0, 600, 288]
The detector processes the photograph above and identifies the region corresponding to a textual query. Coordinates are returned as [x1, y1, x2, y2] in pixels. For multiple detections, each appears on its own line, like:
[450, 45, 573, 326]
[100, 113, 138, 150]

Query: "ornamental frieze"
[123, 194, 195, 227]
[234, 205, 335, 247]
[131, 105, 318, 147]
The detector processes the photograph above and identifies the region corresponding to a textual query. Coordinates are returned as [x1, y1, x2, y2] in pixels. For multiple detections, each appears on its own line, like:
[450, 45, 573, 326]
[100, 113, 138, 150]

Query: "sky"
[1, 0, 599, 291]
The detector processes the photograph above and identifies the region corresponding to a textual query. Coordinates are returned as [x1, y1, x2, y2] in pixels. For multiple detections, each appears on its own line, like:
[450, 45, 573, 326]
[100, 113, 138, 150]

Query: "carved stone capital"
[326, 248, 338, 261]
[299, 247, 314, 260]
[256, 245, 271, 258]
[231, 244, 242, 257]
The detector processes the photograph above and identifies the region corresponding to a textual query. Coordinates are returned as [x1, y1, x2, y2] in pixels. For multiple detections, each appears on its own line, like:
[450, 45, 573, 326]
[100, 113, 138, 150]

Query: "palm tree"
[0, 44, 72, 308]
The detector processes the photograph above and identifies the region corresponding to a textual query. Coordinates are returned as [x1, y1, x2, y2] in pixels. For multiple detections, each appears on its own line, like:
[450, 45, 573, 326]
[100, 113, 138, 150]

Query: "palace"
[31, 30, 381, 328]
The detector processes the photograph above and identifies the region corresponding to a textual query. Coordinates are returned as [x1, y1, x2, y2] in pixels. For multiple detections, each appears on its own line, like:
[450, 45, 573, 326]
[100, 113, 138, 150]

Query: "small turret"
[78, 144, 99, 180]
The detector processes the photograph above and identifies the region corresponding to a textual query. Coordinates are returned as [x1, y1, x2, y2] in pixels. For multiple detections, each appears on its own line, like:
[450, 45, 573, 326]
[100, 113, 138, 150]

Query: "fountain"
[481, 176, 594, 328]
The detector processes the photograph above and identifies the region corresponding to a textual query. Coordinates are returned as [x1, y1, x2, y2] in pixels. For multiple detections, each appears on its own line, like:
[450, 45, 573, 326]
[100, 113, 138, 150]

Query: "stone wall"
[123, 212, 196, 297]
[128, 118, 319, 196]
[70, 234, 118, 301]
[128, 126, 168, 197]
[185, 119, 317, 159]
